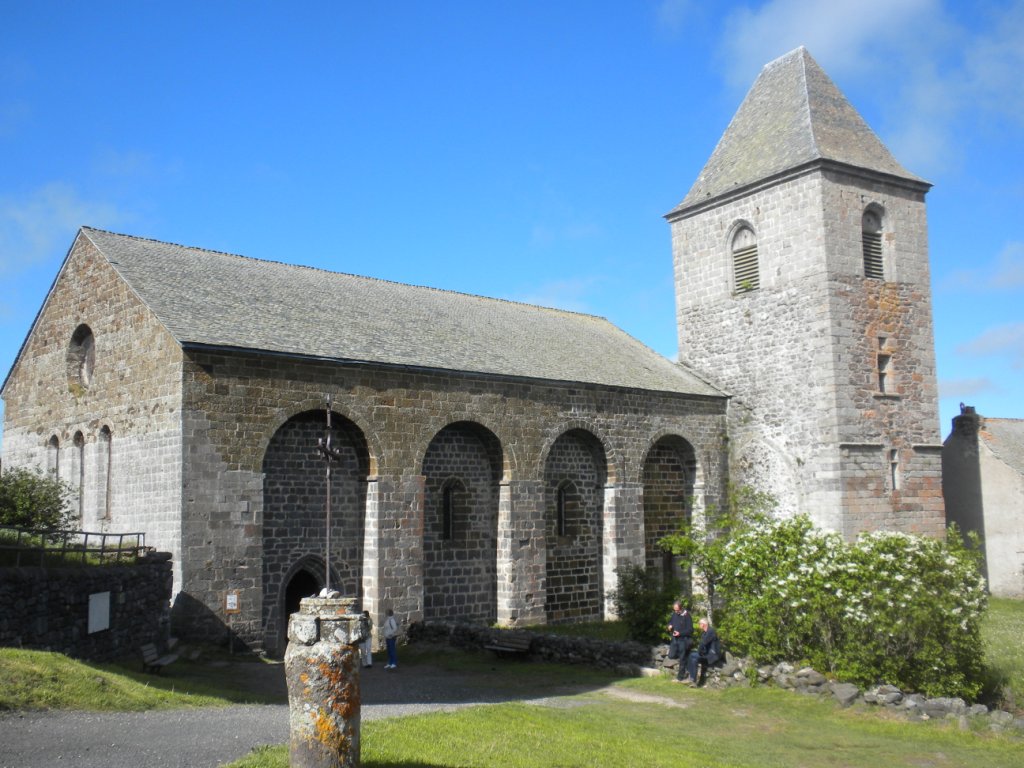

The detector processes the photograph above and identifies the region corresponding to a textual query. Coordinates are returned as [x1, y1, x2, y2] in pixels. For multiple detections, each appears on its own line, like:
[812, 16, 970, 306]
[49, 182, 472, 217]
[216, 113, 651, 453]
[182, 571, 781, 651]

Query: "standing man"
[383, 608, 400, 670]
[666, 601, 693, 681]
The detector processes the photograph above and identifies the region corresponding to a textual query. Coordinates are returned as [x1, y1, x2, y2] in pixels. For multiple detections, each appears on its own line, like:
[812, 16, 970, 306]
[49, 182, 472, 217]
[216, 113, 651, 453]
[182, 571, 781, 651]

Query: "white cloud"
[0, 183, 128, 274]
[720, 0, 940, 88]
[718, 0, 1024, 176]
[955, 322, 1024, 369]
[656, 0, 697, 36]
[939, 377, 996, 399]
[941, 241, 1024, 292]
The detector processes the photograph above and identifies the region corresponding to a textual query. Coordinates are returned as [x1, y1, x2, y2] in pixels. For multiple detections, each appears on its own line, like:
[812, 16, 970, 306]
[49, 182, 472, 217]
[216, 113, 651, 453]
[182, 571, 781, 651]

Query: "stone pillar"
[496, 479, 546, 626]
[602, 482, 644, 618]
[285, 596, 367, 768]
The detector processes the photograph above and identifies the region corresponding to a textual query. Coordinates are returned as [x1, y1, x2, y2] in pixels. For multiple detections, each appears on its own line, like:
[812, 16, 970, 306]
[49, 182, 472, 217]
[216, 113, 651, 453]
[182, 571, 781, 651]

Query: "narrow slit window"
[442, 484, 455, 541]
[889, 449, 901, 492]
[877, 354, 891, 393]
[556, 485, 568, 537]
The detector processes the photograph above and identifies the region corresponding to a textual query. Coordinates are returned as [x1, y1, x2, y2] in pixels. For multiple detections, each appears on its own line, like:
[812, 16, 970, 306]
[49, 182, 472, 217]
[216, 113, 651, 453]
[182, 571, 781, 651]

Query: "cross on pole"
[316, 394, 343, 593]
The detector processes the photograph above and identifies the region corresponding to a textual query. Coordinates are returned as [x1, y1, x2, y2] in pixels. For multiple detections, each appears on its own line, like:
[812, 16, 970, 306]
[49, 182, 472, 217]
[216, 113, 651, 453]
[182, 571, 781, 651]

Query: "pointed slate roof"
[669, 47, 928, 217]
[69, 227, 720, 397]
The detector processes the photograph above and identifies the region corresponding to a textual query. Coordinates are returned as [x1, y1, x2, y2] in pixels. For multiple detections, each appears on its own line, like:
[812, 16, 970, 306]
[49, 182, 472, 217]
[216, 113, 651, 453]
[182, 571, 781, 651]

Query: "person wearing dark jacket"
[666, 602, 694, 681]
[681, 617, 721, 686]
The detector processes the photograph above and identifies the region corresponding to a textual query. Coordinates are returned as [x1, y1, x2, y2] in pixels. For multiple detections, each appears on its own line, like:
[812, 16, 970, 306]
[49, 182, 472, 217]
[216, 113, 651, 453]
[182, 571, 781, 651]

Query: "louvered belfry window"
[732, 226, 759, 293]
[862, 210, 884, 279]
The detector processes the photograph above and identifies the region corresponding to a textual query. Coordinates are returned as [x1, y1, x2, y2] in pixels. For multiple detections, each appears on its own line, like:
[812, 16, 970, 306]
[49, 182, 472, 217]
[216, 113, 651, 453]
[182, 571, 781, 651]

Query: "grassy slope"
[0, 647, 284, 711]
[226, 681, 1024, 768]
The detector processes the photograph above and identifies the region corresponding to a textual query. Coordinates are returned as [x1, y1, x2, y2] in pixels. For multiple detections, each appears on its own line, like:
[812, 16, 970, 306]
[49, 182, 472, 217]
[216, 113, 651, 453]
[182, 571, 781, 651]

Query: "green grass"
[983, 597, 1024, 712]
[224, 679, 1024, 768]
[0, 646, 285, 711]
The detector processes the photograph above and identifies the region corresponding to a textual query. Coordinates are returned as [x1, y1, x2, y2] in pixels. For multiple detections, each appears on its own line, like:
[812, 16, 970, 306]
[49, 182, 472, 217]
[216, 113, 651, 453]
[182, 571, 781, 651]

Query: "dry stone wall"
[0, 552, 173, 661]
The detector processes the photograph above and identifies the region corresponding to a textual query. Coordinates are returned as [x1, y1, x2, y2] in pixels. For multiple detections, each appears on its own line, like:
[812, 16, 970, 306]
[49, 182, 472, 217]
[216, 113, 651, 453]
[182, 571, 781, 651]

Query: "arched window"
[731, 226, 759, 293]
[67, 324, 96, 391]
[862, 209, 884, 279]
[440, 479, 466, 541]
[47, 435, 60, 477]
[98, 426, 112, 520]
[555, 480, 578, 538]
[72, 431, 85, 520]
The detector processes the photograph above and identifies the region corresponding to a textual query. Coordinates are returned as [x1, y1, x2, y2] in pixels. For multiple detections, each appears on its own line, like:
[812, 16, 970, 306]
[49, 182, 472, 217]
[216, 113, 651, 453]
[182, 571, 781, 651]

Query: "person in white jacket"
[383, 608, 399, 669]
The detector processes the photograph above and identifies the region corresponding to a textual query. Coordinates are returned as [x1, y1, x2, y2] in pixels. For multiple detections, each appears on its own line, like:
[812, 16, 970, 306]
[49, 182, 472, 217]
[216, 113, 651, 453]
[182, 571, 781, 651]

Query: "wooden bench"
[483, 632, 533, 658]
[140, 643, 179, 674]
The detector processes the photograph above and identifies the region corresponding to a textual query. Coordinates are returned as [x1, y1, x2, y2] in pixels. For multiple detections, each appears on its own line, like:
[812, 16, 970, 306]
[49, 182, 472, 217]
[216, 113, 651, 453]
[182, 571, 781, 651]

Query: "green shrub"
[659, 482, 777, 620]
[0, 466, 74, 531]
[609, 564, 679, 644]
[716, 515, 987, 699]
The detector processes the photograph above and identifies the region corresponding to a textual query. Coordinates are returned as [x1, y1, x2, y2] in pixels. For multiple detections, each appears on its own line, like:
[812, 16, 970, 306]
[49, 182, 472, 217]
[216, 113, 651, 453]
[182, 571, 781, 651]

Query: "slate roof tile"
[82, 227, 721, 398]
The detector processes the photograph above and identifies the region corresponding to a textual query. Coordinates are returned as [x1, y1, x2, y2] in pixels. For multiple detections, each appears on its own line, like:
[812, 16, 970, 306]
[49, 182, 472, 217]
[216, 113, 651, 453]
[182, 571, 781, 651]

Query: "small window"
[47, 435, 60, 477]
[862, 210, 884, 279]
[556, 485, 568, 537]
[73, 431, 85, 519]
[440, 479, 465, 541]
[67, 324, 96, 392]
[877, 354, 891, 393]
[731, 226, 759, 293]
[889, 449, 901, 492]
[98, 426, 112, 520]
[442, 484, 455, 541]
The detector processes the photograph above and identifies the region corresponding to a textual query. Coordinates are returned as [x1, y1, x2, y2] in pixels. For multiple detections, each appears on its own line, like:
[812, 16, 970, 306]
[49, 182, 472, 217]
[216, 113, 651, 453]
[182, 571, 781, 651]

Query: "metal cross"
[316, 394, 343, 593]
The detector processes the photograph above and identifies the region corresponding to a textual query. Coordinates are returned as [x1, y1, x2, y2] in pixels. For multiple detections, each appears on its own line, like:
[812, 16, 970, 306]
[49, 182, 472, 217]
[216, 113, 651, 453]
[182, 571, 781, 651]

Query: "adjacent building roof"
[981, 418, 1024, 477]
[669, 47, 928, 217]
[75, 227, 720, 397]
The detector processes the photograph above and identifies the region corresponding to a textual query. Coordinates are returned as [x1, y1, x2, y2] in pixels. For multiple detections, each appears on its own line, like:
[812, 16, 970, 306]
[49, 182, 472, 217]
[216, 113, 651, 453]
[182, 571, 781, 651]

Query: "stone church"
[0, 48, 945, 654]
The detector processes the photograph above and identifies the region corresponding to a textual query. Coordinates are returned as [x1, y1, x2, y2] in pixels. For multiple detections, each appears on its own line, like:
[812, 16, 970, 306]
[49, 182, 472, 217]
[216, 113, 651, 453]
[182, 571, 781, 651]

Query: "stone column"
[285, 596, 367, 768]
[496, 479, 546, 626]
[602, 482, 644, 618]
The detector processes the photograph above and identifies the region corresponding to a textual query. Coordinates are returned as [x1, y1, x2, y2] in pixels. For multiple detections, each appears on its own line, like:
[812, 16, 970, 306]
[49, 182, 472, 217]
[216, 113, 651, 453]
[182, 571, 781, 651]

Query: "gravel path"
[0, 656, 589, 768]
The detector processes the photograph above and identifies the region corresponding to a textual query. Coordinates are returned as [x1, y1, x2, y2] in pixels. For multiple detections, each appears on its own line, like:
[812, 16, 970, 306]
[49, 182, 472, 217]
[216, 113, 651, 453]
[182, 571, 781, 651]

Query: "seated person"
[681, 617, 721, 686]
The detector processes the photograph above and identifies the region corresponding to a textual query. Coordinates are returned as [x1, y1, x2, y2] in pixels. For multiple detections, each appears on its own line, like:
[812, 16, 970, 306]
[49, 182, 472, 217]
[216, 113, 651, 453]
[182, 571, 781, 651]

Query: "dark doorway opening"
[285, 569, 322, 619]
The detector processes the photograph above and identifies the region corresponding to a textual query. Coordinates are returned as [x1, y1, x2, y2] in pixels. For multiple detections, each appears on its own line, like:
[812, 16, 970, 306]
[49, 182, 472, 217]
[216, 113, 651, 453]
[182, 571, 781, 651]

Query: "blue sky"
[1, 0, 1021, 444]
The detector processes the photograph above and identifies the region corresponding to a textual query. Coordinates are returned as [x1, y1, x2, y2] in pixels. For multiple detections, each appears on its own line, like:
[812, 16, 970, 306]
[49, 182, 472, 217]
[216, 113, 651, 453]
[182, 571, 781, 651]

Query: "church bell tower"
[668, 47, 945, 538]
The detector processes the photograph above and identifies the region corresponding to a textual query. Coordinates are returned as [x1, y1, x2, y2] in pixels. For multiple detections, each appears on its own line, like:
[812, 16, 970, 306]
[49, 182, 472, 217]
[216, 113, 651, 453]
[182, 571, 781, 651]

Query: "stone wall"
[0, 551, 173, 661]
[177, 348, 728, 654]
[0, 234, 185, 590]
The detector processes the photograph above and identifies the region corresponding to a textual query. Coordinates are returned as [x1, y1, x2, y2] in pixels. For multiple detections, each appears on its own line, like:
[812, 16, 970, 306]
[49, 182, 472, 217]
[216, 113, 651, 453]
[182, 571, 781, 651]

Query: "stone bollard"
[285, 596, 368, 768]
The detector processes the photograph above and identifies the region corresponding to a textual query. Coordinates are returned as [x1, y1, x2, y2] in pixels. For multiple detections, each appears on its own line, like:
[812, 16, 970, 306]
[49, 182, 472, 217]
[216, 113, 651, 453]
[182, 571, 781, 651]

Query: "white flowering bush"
[716, 516, 987, 698]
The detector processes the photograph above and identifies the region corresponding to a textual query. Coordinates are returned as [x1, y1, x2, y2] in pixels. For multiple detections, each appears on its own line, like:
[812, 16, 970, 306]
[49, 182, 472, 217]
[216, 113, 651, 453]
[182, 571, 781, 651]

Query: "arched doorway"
[642, 435, 697, 591]
[262, 409, 370, 654]
[284, 567, 322, 620]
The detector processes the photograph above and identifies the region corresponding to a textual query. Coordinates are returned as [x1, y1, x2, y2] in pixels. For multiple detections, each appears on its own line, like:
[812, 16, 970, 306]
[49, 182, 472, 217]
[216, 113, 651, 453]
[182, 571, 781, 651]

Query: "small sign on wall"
[225, 590, 241, 614]
[88, 592, 110, 634]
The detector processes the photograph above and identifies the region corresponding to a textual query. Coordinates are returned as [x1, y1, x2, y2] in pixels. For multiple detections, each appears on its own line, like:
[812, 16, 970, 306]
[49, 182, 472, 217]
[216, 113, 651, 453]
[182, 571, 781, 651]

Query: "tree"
[658, 483, 776, 621]
[0, 466, 75, 530]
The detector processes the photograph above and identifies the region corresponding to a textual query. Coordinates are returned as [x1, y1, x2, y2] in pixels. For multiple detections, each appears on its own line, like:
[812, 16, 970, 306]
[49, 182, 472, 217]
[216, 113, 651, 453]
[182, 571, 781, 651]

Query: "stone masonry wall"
[422, 423, 500, 624]
[0, 552, 173, 661]
[1, 235, 185, 587]
[671, 167, 943, 537]
[178, 348, 728, 652]
[543, 430, 605, 623]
